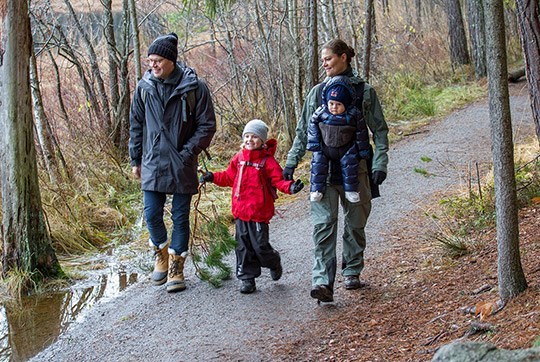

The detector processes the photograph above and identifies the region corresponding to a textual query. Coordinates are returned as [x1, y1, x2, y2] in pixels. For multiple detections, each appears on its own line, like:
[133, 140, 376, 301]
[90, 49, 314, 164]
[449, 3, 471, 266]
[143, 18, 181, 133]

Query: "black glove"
[371, 171, 387, 185]
[289, 179, 304, 194]
[199, 171, 214, 183]
[283, 166, 295, 181]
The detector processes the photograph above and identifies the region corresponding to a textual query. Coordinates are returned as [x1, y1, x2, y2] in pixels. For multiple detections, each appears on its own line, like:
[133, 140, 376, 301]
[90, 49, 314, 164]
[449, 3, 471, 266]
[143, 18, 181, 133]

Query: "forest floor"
[275, 201, 540, 361]
[31, 82, 539, 362]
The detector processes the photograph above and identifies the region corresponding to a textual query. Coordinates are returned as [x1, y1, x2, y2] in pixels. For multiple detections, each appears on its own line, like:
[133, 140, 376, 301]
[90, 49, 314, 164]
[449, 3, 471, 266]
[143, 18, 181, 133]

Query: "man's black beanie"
[148, 32, 178, 62]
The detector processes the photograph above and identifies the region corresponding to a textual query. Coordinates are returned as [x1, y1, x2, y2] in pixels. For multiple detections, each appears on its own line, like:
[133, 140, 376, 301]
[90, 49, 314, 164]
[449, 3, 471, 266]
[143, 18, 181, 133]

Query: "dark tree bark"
[0, 0, 63, 284]
[484, 0, 528, 301]
[467, 0, 487, 78]
[445, 0, 471, 66]
[515, 0, 540, 143]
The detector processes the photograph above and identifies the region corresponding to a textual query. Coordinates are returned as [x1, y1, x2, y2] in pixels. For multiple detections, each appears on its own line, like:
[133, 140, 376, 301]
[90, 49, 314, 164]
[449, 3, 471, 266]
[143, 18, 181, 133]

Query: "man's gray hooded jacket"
[129, 63, 216, 194]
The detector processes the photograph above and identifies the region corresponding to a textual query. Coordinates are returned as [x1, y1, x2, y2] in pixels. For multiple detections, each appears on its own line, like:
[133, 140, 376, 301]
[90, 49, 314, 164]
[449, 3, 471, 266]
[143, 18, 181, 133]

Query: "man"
[283, 39, 389, 303]
[129, 33, 216, 293]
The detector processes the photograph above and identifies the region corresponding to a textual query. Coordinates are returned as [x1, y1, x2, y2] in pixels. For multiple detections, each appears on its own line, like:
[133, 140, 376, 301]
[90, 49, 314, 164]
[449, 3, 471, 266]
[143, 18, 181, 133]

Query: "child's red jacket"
[212, 139, 294, 223]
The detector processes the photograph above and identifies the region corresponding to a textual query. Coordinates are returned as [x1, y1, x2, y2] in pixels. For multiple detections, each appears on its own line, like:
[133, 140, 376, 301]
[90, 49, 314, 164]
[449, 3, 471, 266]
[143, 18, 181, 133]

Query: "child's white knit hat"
[242, 119, 269, 142]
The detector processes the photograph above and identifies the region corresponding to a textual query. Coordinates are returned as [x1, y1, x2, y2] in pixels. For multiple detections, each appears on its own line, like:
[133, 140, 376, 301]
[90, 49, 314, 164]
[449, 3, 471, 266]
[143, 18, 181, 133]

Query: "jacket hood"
[240, 138, 278, 161]
[140, 62, 198, 94]
[264, 138, 277, 156]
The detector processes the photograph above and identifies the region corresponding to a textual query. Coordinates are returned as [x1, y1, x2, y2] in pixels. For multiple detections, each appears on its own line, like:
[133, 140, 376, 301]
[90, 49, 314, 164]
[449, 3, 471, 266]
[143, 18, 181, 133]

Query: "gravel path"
[31, 83, 534, 362]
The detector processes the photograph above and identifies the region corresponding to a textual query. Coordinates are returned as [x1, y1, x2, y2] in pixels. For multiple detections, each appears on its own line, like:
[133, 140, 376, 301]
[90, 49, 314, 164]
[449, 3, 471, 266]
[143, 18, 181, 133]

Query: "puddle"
[0, 245, 148, 362]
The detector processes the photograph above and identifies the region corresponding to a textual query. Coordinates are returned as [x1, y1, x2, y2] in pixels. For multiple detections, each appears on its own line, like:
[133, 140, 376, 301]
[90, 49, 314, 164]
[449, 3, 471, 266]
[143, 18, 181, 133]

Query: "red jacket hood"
[240, 138, 278, 161]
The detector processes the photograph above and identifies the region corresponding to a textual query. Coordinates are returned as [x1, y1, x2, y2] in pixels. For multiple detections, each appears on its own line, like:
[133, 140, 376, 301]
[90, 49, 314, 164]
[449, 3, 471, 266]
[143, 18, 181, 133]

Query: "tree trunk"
[402, 0, 412, 27]
[445, 0, 471, 66]
[347, 3, 362, 72]
[29, 47, 62, 183]
[128, 0, 142, 82]
[484, 0, 528, 301]
[103, 0, 121, 148]
[255, 2, 279, 122]
[47, 50, 71, 128]
[467, 0, 487, 79]
[0, 0, 63, 283]
[362, 0, 375, 81]
[415, 0, 423, 31]
[515, 0, 540, 143]
[287, 0, 304, 144]
[306, 0, 318, 89]
[381, 0, 390, 15]
[113, 0, 133, 155]
[321, 0, 339, 41]
[56, 26, 99, 128]
[62, 0, 111, 131]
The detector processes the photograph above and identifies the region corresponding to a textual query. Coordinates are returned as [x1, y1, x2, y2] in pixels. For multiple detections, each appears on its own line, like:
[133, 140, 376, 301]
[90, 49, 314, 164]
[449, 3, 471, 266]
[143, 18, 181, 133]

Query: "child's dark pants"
[235, 219, 281, 280]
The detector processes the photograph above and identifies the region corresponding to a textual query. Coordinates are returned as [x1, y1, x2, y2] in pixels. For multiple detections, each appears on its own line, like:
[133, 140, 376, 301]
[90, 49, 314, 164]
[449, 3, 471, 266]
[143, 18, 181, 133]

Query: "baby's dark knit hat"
[325, 84, 353, 108]
[148, 33, 178, 62]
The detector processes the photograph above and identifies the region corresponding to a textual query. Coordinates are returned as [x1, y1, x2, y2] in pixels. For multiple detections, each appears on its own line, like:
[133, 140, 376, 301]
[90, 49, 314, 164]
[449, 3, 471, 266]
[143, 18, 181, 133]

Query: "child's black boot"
[240, 279, 256, 294]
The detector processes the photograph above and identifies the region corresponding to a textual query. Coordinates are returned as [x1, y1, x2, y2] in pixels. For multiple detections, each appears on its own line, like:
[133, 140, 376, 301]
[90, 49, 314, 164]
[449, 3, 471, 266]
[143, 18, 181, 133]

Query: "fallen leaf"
[475, 301, 498, 321]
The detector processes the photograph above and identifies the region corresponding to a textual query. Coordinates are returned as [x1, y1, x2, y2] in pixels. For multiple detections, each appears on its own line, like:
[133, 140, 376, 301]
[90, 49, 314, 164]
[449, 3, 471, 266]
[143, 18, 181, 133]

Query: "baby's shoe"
[345, 191, 360, 203]
[310, 191, 323, 202]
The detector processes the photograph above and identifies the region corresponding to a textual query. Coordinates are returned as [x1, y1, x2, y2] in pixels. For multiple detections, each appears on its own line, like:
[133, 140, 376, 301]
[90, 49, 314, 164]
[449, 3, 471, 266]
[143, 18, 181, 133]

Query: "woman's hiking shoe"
[240, 279, 256, 294]
[344, 275, 365, 290]
[310, 284, 333, 302]
[270, 264, 283, 281]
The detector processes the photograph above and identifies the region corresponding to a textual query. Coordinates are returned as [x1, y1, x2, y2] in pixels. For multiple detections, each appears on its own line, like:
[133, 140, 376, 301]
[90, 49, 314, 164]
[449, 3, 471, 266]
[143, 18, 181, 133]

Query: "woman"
[283, 39, 389, 302]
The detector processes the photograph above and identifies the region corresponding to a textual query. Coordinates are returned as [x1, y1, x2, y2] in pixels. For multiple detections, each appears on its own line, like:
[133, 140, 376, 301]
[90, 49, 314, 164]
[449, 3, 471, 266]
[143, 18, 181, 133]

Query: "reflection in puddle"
[0, 271, 138, 362]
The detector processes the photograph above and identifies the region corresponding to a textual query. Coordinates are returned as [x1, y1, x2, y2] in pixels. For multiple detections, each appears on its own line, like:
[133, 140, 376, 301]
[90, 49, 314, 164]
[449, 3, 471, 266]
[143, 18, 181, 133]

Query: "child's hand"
[289, 179, 304, 194]
[199, 171, 214, 183]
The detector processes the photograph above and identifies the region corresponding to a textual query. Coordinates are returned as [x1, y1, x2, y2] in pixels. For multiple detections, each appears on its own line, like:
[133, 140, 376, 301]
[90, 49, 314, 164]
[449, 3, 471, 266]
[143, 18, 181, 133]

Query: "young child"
[306, 75, 371, 203]
[199, 119, 304, 294]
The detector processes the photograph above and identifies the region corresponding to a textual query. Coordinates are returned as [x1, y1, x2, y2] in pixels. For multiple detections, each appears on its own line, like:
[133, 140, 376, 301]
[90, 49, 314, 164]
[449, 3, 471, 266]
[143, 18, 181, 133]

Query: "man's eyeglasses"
[147, 58, 164, 66]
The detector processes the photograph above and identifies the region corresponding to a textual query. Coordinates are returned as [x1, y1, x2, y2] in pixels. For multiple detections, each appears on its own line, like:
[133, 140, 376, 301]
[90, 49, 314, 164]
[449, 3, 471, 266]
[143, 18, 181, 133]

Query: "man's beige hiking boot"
[150, 240, 169, 285]
[166, 250, 188, 293]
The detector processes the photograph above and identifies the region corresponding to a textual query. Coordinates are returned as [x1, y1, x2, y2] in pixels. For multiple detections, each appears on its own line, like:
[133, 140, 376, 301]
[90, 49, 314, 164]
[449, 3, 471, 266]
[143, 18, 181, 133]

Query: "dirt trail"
[31, 83, 534, 362]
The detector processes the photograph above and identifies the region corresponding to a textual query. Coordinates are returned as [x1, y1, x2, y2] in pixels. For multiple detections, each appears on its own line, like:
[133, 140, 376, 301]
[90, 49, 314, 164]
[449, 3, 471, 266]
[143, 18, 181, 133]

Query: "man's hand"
[283, 166, 295, 181]
[132, 165, 141, 179]
[199, 171, 214, 183]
